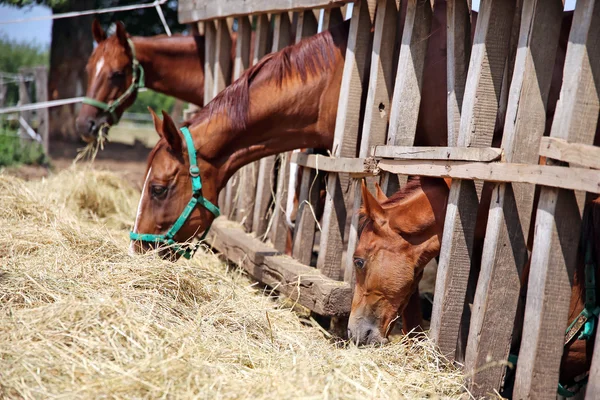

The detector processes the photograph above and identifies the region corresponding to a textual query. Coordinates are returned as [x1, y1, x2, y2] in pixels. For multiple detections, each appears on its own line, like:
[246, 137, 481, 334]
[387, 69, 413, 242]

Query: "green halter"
[129, 127, 220, 259]
[83, 38, 145, 124]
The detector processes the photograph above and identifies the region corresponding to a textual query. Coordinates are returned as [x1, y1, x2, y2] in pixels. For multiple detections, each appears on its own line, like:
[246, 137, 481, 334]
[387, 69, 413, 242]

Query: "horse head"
[348, 178, 449, 345]
[77, 20, 142, 142]
[129, 108, 220, 260]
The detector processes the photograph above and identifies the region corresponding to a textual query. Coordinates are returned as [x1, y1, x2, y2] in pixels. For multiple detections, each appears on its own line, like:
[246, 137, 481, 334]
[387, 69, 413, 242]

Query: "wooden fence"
[178, 0, 600, 398]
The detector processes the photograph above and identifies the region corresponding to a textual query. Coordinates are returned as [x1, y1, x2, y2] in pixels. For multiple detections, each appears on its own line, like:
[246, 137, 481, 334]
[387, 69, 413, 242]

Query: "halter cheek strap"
[83, 38, 145, 124]
[129, 127, 220, 259]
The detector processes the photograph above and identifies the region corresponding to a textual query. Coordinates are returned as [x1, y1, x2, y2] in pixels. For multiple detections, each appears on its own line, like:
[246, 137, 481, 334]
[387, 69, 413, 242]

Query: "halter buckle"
[189, 166, 200, 177]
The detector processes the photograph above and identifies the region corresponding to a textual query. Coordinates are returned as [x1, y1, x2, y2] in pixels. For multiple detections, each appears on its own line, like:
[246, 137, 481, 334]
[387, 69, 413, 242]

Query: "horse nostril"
[365, 329, 372, 338]
[88, 119, 96, 132]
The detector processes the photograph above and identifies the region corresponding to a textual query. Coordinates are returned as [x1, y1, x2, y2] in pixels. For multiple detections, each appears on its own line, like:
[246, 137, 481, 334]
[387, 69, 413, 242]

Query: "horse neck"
[132, 36, 205, 106]
[192, 64, 344, 192]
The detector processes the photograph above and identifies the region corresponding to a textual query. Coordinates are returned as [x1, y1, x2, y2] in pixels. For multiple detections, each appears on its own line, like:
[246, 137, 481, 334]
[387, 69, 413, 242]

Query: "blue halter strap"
[129, 127, 220, 259]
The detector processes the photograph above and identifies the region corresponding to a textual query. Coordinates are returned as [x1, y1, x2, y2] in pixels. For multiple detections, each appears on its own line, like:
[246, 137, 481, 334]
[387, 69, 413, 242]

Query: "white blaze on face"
[95, 57, 105, 78]
[130, 167, 152, 254]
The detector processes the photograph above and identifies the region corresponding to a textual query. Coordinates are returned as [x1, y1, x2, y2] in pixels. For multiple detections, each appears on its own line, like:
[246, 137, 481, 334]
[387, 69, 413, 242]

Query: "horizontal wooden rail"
[539, 137, 600, 169]
[290, 153, 600, 193]
[206, 218, 352, 316]
[179, 0, 352, 23]
[372, 145, 502, 161]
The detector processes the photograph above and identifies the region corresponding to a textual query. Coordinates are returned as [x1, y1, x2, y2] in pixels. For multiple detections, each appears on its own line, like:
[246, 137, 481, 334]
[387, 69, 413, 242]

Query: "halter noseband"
[129, 127, 220, 259]
[83, 38, 145, 124]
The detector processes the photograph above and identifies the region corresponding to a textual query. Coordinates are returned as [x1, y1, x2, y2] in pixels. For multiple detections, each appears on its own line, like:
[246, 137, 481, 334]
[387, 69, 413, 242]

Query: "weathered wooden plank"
[203, 21, 216, 106]
[34, 66, 49, 155]
[320, 6, 344, 30]
[587, 318, 600, 399]
[344, 0, 400, 282]
[372, 145, 502, 161]
[225, 16, 252, 221]
[235, 14, 271, 231]
[539, 137, 600, 170]
[206, 217, 353, 316]
[316, 0, 375, 280]
[17, 69, 33, 141]
[288, 10, 321, 264]
[252, 13, 292, 239]
[213, 18, 234, 211]
[514, 0, 600, 397]
[379, 0, 432, 194]
[178, 0, 352, 24]
[464, 0, 563, 395]
[446, 0, 471, 147]
[429, 0, 518, 361]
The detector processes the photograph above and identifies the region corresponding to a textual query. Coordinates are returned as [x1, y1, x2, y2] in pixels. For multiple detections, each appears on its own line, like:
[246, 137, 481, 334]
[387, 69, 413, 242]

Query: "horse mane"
[185, 20, 349, 132]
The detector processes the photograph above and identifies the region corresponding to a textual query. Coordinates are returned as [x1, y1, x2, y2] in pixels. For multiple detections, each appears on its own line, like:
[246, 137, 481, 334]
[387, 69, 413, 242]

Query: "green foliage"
[0, 124, 48, 167]
[129, 90, 176, 115]
[0, 0, 68, 7]
[0, 36, 48, 106]
[96, 0, 184, 37]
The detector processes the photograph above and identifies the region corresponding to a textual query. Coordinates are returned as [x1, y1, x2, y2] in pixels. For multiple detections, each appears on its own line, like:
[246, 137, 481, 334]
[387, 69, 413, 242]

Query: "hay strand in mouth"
[73, 124, 110, 165]
[0, 169, 469, 399]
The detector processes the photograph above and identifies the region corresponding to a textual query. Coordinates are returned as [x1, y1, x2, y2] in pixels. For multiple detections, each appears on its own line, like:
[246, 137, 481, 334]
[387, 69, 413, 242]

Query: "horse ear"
[115, 21, 128, 48]
[92, 19, 107, 43]
[149, 107, 164, 138]
[161, 110, 183, 153]
[361, 180, 387, 228]
[374, 182, 388, 203]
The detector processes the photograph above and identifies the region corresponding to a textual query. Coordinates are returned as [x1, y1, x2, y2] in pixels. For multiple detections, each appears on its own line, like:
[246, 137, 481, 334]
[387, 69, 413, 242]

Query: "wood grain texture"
[236, 14, 271, 231]
[207, 218, 353, 316]
[372, 145, 502, 161]
[429, 0, 518, 361]
[252, 13, 292, 239]
[345, 0, 400, 282]
[539, 137, 600, 170]
[203, 21, 216, 106]
[586, 316, 600, 399]
[380, 0, 432, 195]
[178, 0, 352, 23]
[316, 0, 375, 280]
[464, 2, 563, 394]
[225, 16, 251, 220]
[446, 0, 471, 147]
[514, 0, 600, 397]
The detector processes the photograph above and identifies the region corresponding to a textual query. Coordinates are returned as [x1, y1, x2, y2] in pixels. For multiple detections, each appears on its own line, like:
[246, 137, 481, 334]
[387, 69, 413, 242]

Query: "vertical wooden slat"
[464, 0, 563, 396]
[446, 0, 471, 147]
[270, 10, 318, 253]
[514, 0, 600, 397]
[34, 66, 49, 155]
[316, 0, 376, 280]
[320, 7, 344, 31]
[203, 21, 216, 106]
[212, 18, 233, 212]
[252, 13, 292, 239]
[587, 312, 600, 398]
[235, 14, 271, 231]
[379, 0, 433, 195]
[343, 0, 400, 282]
[429, 0, 517, 360]
[224, 16, 252, 220]
[17, 69, 32, 142]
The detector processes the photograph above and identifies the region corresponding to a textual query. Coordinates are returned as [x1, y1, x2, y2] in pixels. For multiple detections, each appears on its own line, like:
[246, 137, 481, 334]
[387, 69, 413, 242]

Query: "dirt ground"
[3, 139, 151, 189]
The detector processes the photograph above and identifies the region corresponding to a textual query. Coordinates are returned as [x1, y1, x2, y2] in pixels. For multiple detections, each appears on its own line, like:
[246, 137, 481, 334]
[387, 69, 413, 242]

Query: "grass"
[0, 125, 48, 168]
[0, 168, 467, 399]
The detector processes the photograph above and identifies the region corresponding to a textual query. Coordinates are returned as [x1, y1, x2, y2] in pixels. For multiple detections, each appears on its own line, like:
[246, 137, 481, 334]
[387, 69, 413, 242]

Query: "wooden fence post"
[429, 0, 517, 361]
[235, 14, 272, 231]
[464, 0, 563, 396]
[203, 21, 216, 106]
[34, 66, 49, 155]
[344, 0, 400, 282]
[379, 0, 432, 195]
[224, 16, 252, 220]
[252, 13, 292, 240]
[316, 0, 376, 280]
[514, 0, 600, 397]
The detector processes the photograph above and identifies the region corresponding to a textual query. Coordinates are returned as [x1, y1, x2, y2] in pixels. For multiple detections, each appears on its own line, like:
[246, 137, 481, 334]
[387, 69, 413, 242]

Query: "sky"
[0, 0, 579, 48]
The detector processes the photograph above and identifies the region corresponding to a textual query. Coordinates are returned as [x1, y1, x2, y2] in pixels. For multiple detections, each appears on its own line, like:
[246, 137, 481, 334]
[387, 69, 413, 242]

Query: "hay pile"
[0, 168, 466, 399]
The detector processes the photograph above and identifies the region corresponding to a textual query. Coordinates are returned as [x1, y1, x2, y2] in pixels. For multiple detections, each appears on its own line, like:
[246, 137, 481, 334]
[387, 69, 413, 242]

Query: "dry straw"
[0, 168, 467, 399]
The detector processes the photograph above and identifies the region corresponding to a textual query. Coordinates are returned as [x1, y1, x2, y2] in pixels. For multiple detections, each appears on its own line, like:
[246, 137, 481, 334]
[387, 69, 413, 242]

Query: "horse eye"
[109, 71, 125, 81]
[354, 257, 366, 270]
[151, 185, 167, 198]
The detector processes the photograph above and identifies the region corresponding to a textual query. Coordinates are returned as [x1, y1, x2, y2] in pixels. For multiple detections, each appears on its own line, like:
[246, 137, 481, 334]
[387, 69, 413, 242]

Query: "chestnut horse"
[128, 0, 461, 255]
[76, 20, 207, 142]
